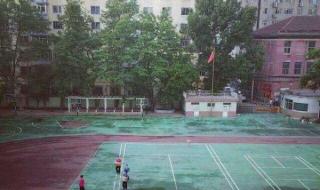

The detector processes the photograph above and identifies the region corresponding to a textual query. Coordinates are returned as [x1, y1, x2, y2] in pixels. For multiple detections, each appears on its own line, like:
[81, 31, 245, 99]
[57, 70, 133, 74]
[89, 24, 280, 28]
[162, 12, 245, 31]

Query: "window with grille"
[181, 8, 193, 15]
[91, 6, 100, 15]
[293, 102, 308, 111]
[53, 21, 63, 29]
[294, 62, 302, 74]
[282, 62, 290, 74]
[91, 22, 100, 30]
[52, 5, 62, 13]
[285, 99, 293, 110]
[284, 41, 291, 54]
[308, 41, 316, 51]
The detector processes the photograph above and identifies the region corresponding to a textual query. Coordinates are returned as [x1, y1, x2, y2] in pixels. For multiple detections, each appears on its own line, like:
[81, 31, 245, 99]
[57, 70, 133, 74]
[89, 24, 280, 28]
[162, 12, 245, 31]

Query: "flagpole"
[211, 53, 214, 94]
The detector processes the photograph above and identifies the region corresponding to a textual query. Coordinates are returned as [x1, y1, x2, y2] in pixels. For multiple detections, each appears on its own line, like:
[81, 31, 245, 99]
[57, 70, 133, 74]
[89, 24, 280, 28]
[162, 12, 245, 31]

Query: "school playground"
[0, 113, 320, 189]
[69, 143, 320, 190]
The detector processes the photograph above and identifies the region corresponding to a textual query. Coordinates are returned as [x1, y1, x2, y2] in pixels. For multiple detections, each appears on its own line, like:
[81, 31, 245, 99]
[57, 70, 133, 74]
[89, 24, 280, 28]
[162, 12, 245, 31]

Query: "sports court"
[70, 143, 320, 190]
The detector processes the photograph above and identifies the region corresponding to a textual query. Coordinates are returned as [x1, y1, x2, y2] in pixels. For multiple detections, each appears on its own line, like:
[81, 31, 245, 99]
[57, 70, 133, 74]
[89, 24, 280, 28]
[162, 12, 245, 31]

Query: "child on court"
[79, 175, 85, 190]
[122, 173, 129, 190]
[114, 157, 122, 173]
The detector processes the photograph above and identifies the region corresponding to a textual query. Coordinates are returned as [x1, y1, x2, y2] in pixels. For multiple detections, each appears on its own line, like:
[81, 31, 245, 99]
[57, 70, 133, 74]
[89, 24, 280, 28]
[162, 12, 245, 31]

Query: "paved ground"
[1, 135, 320, 190]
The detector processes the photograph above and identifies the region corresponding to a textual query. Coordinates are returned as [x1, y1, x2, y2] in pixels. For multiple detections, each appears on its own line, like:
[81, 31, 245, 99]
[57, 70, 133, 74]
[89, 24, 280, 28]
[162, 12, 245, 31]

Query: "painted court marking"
[168, 154, 178, 190]
[246, 155, 281, 190]
[271, 156, 285, 168]
[298, 179, 310, 190]
[295, 156, 320, 176]
[205, 144, 237, 190]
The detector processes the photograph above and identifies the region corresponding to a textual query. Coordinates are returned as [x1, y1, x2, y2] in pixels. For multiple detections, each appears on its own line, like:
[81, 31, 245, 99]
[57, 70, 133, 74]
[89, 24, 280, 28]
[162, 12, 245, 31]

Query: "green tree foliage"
[188, 0, 263, 92]
[130, 13, 197, 108]
[0, 0, 49, 95]
[98, 0, 197, 109]
[301, 48, 320, 90]
[53, 0, 99, 106]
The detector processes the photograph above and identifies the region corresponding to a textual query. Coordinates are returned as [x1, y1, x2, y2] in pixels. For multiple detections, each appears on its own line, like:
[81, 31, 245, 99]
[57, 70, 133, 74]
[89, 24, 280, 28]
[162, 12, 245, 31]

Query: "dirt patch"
[59, 120, 88, 129]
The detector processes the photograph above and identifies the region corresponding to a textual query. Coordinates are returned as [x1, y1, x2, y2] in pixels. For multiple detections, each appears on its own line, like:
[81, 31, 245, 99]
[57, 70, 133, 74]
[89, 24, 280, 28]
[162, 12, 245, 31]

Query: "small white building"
[280, 89, 320, 119]
[183, 90, 239, 117]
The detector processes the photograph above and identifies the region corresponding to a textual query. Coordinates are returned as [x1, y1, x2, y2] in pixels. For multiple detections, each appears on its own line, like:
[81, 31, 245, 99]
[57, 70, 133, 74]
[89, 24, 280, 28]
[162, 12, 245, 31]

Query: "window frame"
[284, 41, 291, 54]
[282, 62, 290, 75]
[294, 62, 302, 75]
[90, 6, 100, 15]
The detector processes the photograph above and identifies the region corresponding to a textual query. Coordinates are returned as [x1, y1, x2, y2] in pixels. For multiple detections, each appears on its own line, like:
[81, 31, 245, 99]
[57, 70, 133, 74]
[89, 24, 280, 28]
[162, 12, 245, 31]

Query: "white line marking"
[271, 156, 285, 168]
[296, 156, 320, 176]
[248, 155, 281, 190]
[245, 155, 276, 190]
[209, 145, 240, 190]
[168, 154, 178, 190]
[113, 144, 123, 190]
[118, 144, 127, 190]
[298, 179, 310, 190]
[260, 167, 309, 170]
[298, 156, 320, 174]
[205, 145, 235, 190]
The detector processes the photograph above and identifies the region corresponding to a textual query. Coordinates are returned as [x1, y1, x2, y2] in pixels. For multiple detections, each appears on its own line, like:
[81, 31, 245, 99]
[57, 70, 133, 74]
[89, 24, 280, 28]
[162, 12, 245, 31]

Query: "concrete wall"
[184, 101, 237, 117]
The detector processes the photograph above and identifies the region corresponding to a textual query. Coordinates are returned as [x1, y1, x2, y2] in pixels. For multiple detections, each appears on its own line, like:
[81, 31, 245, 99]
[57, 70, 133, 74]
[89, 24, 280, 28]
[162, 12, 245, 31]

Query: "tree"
[129, 13, 197, 109]
[0, 0, 49, 96]
[53, 0, 99, 107]
[96, 0, 139, 91]
[301, 48, 320, 90]
[188, 0, 263, 92]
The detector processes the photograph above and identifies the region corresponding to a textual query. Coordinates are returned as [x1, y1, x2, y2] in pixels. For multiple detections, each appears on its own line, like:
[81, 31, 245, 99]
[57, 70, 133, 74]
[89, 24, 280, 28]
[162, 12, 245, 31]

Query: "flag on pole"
[207, 49, 215, 64]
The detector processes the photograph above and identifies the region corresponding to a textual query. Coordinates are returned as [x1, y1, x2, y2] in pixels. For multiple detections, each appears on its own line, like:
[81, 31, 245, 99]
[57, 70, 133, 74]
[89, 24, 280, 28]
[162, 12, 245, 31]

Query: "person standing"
[122, 173, 129, 190]
[79, 175, 85, 190]
[114, 157, 122, 173]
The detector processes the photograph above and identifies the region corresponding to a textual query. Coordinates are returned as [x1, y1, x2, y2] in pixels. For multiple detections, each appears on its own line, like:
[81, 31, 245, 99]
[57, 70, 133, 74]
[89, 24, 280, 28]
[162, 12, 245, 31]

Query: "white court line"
[298, 156, 320, 174]
[295, 156, 320, 176]
[118, 143, 127, 190]
[205, 145, 235, 190]
[113, 144, 123, 190]
[168, 154, 178, 190]
[260, 167, 309, 170]
[271, 156, 285, 168]
[209, 145, 240, 190]
[298, 179, 311, 190]
[248, 155, 281, 190]
[245, 155, 276, 190]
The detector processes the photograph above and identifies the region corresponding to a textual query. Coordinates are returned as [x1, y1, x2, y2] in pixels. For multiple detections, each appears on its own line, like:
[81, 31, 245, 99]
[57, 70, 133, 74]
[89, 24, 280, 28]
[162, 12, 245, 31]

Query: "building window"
[294, 62, 302, 74]
[143, 7, 153, 14]
[52, 5, 62, 13]
[284, 41, 291, 54]
[180, 36, 191, 47]
[181, 7, 193, 15]
[284, 8, 293, 14]
[282, 62, 290, 74]
[207, 103, 215, 107]
[162, 7, 172, 15]
[308, 41, 316, 51]
[53, 21, 63, 29]
[264, 8, 268, 14]
[285, 99, 293, 110]
[191, 102, 199, 105]
[306, 62, 313, 72]
[180, 23, 188, 33]
[91, 6, 100, 15]
[91, 22, 100, 30]
[293, 102, 308, 111]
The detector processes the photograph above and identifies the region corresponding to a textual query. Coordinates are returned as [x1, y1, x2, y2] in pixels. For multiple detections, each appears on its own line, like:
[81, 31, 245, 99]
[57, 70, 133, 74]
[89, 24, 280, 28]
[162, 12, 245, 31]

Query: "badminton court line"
[296, 156, 320, 176]
[298, 179, 311, 190]
[245, 155, 281, 190]
[209, 145, 240, 190]
[118, 143, 127, 190]
[205, 144, 236, 190]
[271, 156, 285, 168]
[113, 144, 123, 190]
[168, 154, 178, 190]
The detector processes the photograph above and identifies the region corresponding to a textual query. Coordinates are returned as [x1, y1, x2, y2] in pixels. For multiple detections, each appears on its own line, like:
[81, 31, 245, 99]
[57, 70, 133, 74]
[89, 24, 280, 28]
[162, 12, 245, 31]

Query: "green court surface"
[70, 143, 320, 190]
[1, 113, 320, 142]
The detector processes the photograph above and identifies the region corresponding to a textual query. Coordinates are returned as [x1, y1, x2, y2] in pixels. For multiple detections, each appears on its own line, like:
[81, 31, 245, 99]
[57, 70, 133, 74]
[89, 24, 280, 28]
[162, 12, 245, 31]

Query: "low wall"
[185, 111, 236, 117]
[282, 109, 318, 119]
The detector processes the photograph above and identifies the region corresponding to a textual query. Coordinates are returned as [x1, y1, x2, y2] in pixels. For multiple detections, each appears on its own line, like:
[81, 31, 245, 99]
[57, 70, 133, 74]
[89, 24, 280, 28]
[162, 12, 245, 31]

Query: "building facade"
[280, 89, 320, 119]
[253, 16, 320, 99]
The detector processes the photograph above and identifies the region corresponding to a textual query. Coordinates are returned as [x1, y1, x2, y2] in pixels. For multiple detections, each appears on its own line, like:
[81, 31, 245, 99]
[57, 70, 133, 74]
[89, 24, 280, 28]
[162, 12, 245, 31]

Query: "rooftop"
[253, 16, 320, 39]
[283, 89, 320, 97]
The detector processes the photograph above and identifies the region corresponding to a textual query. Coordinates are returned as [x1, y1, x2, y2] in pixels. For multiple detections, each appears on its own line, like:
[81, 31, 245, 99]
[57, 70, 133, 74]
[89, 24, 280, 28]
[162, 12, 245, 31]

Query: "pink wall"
[256, 38, 320, 98]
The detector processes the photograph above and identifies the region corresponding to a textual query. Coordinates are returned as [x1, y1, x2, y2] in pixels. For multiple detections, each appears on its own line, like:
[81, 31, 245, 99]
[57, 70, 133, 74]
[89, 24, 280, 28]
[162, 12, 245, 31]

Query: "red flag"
[207, 49, 215, 63]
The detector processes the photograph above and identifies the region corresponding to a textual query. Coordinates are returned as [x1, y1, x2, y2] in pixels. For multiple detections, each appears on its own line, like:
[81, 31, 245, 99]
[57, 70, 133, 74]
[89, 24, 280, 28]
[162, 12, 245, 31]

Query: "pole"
[251, 78, 255, 102]
[211, 61, 214, 94]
